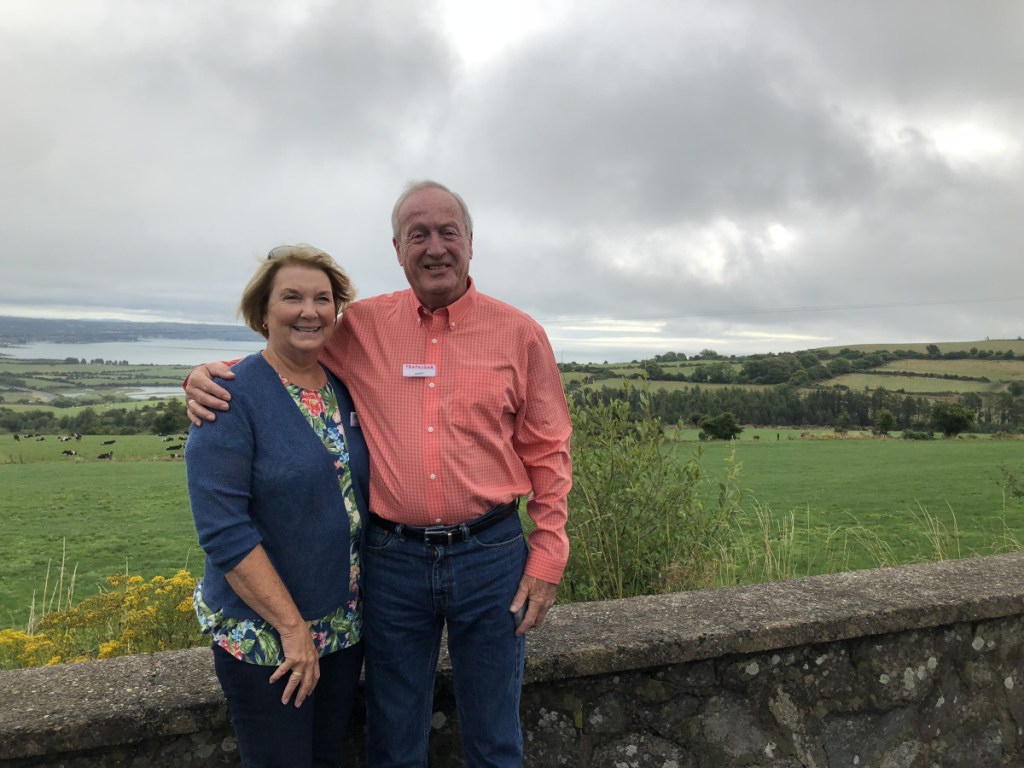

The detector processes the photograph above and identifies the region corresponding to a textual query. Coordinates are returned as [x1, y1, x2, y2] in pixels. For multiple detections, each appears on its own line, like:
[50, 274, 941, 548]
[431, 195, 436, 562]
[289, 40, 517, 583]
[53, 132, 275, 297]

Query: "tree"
[699, 412, 742, 440]
[874, 408, 895, 436]
[930, 402, 974, 437]
[835, 411, 852, 435]
[706, 362, 735, 384]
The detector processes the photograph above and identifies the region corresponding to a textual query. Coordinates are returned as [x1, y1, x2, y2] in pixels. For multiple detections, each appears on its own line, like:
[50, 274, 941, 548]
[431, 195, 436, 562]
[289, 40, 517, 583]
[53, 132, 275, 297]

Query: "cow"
[98, 451, 113, 460]
[101, 440, 116, 445]
[165, 444, 183, 451]
[62, 450, 78, 456]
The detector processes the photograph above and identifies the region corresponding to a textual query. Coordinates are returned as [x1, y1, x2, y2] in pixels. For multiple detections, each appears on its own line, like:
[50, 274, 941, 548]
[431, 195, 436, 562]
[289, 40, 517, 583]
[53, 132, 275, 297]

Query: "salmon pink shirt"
[320, 279, 573, 584]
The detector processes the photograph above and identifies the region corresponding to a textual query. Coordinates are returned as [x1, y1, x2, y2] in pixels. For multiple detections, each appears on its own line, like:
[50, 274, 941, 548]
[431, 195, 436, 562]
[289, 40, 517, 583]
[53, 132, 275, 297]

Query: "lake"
[1, 338, 267, 367]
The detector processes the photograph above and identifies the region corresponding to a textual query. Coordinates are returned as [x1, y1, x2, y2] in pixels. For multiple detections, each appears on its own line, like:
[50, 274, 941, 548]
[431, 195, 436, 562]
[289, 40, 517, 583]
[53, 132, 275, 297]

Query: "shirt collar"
[408, 277, 477, 327]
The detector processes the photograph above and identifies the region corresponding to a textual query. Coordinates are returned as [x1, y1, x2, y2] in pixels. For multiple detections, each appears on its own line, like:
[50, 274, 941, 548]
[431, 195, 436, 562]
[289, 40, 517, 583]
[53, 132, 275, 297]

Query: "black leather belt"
[369, 500, 519, 545]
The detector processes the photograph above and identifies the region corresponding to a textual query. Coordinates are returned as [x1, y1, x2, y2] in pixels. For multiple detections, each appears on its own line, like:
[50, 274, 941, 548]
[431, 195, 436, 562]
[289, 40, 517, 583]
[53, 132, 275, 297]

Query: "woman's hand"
[269, 621, 321, 707]
[223, 547, 319, 707]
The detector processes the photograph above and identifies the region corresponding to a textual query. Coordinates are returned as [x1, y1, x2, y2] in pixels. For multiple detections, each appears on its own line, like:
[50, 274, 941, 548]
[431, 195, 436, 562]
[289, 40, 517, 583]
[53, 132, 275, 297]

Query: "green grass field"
[816, 339, 1024, 355]
[681, 434, 1024, 576]
[3, 429, 1023, 629]
[0, 433, 197, 629]
[3, 350, 1022, 631]
[0, 358, 188, 406]
[827, 373, 1001, 394]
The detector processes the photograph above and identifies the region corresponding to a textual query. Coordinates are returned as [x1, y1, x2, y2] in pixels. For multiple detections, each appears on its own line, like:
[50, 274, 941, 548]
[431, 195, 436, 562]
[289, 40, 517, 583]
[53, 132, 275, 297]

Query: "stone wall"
[3, 552, 1024, 767]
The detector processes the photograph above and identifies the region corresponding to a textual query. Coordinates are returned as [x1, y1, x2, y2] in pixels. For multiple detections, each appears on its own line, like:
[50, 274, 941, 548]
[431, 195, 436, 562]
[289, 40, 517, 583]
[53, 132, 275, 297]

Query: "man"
[185, 180, 573, 766]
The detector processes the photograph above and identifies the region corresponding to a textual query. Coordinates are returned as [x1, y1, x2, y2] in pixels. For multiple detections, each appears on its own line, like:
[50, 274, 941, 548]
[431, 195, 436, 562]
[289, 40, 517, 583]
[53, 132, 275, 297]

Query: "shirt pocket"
[451, 368, 516, 432]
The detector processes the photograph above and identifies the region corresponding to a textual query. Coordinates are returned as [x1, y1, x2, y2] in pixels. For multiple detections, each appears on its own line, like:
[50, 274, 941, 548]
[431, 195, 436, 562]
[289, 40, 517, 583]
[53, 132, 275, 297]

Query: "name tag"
[403, 364, 437, 378]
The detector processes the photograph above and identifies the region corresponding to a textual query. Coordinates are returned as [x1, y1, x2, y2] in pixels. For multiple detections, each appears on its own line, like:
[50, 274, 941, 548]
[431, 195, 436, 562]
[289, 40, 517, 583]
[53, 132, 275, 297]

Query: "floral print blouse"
[193, 376, 362, 665]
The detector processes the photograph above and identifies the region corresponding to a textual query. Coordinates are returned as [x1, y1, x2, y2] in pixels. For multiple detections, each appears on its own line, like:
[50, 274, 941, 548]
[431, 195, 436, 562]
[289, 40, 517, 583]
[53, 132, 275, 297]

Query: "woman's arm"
[225, 546, 320, 708]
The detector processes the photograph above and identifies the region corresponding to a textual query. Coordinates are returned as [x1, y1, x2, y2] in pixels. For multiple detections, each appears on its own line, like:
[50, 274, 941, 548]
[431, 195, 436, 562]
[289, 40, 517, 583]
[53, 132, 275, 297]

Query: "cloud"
[1, 0, 1022, 361]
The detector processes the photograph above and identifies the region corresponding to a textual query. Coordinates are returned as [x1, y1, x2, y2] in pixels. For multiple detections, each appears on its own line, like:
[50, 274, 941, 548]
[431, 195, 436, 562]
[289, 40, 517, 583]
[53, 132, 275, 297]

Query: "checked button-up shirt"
[320, 278, 573, 584]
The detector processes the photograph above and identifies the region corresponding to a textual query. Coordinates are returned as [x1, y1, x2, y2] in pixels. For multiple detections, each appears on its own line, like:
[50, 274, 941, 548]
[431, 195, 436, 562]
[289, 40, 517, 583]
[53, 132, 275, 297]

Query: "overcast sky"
[2, 1, 1022, 363]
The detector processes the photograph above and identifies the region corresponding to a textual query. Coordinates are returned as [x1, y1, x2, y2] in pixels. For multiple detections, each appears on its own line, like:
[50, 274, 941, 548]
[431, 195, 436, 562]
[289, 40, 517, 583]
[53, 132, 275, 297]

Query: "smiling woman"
[184, 243, 370, 766]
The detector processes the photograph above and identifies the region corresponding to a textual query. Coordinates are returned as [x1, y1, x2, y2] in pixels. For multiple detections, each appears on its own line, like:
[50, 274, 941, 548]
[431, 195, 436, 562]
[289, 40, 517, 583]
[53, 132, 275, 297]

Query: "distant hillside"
[0, 315, 257, 346]
[815, 339, 1024, 355]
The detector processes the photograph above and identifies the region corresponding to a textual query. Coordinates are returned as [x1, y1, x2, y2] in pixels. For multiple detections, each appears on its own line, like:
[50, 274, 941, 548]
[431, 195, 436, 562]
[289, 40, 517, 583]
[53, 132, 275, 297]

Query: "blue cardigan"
[185, 352, 370, 621]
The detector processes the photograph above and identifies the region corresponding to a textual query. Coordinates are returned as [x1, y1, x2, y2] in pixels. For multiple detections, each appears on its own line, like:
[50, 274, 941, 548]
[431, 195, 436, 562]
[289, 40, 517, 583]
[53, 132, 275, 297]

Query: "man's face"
[393, 187, 473, 311]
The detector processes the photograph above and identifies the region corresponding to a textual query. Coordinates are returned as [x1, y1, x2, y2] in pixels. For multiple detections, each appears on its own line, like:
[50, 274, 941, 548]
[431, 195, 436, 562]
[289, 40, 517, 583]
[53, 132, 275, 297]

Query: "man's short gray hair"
[391, 180, 473, 239]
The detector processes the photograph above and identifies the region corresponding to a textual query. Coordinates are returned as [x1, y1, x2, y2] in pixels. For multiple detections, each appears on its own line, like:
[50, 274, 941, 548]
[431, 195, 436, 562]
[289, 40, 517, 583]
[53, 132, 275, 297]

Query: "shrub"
[901, 430, 934, 441]
[562, 387, 742, 602]
[1, 570, 204, 670]
[699, 411, 743, 440]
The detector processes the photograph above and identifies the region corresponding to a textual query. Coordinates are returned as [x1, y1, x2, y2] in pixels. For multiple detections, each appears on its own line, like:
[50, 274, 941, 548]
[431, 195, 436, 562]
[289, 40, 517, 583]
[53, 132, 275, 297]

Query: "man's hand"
[184, 361, 236, 427]
[509, 575, 558, 637]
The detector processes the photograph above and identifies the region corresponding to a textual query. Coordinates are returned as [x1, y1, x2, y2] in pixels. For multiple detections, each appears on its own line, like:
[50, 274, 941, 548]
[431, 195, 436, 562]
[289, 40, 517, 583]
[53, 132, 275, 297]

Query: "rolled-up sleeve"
[185, 405, 261, 573]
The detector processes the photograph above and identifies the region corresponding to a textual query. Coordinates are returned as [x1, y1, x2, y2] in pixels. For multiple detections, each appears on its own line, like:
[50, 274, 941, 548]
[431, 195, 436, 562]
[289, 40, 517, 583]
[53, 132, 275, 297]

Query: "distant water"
[0, 338, 266, 366]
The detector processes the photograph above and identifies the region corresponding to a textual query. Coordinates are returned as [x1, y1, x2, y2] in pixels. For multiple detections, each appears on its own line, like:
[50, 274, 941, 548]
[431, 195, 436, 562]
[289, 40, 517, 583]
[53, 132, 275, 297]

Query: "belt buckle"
[423, 526, 454, 546]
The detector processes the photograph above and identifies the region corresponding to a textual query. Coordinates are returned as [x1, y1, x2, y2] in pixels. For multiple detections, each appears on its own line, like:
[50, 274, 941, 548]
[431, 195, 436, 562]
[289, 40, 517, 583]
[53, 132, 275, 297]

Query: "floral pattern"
[194, 372, 361, 665]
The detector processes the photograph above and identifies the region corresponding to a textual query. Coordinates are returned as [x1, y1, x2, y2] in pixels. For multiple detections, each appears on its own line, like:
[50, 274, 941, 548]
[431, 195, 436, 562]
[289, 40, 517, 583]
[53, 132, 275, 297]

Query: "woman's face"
[263, 264, 336, 358]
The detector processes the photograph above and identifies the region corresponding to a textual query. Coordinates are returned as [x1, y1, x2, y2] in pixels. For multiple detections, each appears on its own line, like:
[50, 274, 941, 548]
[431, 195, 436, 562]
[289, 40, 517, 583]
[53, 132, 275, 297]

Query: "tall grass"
[27, 539, 79, 634]
[0, 557, 203, 670]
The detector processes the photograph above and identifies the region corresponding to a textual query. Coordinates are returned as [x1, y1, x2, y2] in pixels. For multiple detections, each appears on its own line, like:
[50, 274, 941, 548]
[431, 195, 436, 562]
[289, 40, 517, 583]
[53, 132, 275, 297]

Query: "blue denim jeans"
[213, 642, 364, 767]
[363, 509, 528, 768]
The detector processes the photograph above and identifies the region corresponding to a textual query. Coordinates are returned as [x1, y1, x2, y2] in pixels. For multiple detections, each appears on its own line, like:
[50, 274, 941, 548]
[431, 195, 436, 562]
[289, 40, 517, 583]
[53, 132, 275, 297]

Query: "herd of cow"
[12, 432, 189, 460]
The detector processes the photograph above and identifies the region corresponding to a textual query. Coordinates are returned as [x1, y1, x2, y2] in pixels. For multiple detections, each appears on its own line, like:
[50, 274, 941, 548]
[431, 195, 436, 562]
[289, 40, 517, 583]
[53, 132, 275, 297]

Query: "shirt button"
[435, 518, 442, 523]
[429, 473, 437, 480]
[431, 338, 438, 344]
[427, 426, 434, 433]
[428, 382, 435, 388]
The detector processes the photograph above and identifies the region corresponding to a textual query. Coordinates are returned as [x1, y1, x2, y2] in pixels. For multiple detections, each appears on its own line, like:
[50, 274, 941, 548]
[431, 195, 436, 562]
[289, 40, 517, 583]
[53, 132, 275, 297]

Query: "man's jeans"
[363, 509, 528, 767]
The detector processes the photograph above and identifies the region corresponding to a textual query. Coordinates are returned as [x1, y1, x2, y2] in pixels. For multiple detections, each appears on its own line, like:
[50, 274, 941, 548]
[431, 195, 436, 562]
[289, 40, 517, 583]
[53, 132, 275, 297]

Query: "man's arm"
[508, 326, 573, 636]
[184, 362, 237, 426]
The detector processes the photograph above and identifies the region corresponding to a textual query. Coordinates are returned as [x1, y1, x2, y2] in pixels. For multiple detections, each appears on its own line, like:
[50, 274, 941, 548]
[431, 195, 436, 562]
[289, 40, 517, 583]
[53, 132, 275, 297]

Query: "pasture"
[827, 373, 1000, 394]
[0, 357, 187, 408]
[0, 433, 197, 629]
[2, 429, 1023, 629]
[816, 339, 1024, 356]
[684, 433, 1024, 576]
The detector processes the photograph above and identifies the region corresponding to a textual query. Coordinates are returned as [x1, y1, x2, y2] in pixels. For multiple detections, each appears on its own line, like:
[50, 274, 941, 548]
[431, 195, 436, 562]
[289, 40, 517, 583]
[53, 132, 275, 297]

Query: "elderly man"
[185, 180, 573, 767]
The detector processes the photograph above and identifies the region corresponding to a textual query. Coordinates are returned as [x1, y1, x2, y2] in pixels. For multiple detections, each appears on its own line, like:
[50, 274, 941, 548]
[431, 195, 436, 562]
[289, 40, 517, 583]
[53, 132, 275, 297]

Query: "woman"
[185, 244, 368, 767]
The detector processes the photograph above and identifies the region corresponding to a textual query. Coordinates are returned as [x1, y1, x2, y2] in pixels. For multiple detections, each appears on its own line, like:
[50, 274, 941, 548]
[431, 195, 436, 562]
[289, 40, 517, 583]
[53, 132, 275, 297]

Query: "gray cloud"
[2, 0, 1021, 361]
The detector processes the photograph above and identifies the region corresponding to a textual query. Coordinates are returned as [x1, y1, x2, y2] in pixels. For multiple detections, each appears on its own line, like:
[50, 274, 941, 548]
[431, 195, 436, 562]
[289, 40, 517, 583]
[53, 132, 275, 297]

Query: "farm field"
[0, 358, 190, 403]
[3, 430, 1023, 629]
[687, 435, 1024, 576]
[0, 433, 197, 629]
[876, 358, 1024, 380]
[816, 339, 1024, 356]
[826, 373, 1000, 394]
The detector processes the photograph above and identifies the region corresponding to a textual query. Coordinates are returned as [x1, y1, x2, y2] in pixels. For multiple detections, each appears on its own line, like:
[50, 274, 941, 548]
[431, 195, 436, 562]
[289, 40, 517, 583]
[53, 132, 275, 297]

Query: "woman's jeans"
[363, 510, 528, 768]
[213, 641, 364, 767]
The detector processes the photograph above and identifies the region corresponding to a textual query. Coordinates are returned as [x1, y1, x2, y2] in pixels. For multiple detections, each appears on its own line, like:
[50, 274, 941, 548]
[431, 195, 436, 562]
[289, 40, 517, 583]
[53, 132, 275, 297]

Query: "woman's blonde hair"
[238, 244, 355, 338]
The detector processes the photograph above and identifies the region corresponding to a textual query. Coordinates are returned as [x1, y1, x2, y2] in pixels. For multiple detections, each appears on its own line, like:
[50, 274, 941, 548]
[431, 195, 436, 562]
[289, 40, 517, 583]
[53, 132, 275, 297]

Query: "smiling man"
[186, 180, 573, 767]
